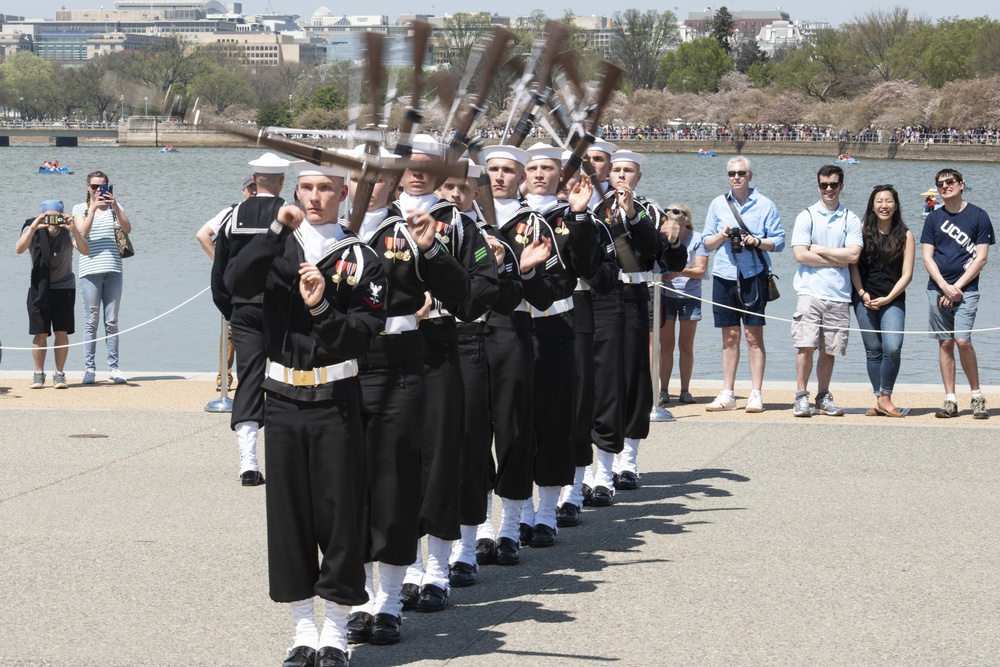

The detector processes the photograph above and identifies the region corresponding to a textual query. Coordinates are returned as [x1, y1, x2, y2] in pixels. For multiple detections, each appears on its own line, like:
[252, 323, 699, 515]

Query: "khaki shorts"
[791, 294, 850, 355]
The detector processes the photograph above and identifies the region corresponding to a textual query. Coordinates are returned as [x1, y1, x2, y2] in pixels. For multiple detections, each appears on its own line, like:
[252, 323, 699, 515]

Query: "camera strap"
[726, 197, 768, 309]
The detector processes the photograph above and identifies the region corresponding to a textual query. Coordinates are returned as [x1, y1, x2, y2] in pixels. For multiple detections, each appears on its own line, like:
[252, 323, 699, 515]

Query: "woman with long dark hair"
[849, 185, 914, 417]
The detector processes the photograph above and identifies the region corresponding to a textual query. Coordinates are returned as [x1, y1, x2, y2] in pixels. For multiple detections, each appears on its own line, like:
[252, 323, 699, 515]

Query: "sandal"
[865, 405, 882, 417]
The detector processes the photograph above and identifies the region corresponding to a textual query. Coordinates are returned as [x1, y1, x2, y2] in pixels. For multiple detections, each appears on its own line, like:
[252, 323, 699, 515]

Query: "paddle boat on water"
[38, 162, 73, 175]
[836, 154, 858, 164]
[696, 149, 716, 157]
[160, 145, 178, 153]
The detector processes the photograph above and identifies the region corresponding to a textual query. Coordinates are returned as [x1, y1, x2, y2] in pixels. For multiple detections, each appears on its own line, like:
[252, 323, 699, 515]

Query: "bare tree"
[842, 7, 921, 82]
[610, 9, 679, 90]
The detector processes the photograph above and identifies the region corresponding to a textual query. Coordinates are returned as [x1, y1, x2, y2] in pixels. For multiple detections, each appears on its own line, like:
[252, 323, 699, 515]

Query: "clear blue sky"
[7, 0, 995, 28]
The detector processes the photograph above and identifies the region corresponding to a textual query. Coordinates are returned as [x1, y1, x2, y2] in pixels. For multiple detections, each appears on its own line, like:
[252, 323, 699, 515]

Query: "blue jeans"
[853, 301, 904, 395]
[80, 272, 122, 371]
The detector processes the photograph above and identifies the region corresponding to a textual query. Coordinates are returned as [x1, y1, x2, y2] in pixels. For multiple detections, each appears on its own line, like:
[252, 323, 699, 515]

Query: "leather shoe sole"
[591, 485, 613, 507]
[369, 613, 401, 645]
[414, 583, 449, 612]
[347, 611, 372, 644]
[529, 523, 556, 548]
[494, 536, 520, 565]
[282, 646, 317, 667]
[316, 646, 349, 667]
[475, 538, 496, 565]
[556, 503, 581, 527]
[449, 561, 477, 587]
[240, 470, 265, 486]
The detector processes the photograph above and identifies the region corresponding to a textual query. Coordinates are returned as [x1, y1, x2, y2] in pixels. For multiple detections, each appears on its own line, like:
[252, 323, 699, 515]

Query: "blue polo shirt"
[791, 201, 863, 302]
[704, 188, 785, 280]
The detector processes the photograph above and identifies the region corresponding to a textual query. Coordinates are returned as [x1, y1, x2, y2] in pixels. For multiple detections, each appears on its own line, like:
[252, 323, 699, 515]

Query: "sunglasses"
[936, 177, 960, 188]
[727, 170, 748, 178]
[667, 208, 687, 217]
[818, 181, 842, 190]
[87, 183, 107, 189]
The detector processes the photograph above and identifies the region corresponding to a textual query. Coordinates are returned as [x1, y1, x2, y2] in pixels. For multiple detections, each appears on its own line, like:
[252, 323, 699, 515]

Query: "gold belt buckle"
[291, 369, 314, 386]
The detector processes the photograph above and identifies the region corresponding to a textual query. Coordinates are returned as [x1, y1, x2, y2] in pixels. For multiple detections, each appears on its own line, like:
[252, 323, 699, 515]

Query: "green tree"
[663, 37, 733, 93]
[921, 17, 987, 87]
[256, 100, 291, 128]
[192, 66, 254, 113]
[610, 9, 680, 90]
[771, 29, 867, 100]
[0, 52, 61, 119]
[734, 39, 767, 73]
[307, 84, 346, 111]
[711, 7, 735, 54]
[746, 61, 774, 88]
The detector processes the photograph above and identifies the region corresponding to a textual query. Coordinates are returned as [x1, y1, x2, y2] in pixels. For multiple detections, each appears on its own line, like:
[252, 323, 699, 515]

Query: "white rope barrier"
[0, 286, 211, 351]
[655, 281, 1000, 336]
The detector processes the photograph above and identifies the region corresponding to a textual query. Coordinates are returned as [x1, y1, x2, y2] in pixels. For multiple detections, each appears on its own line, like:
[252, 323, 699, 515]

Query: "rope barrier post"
[649, 273, 675, 422]
[205, 314, 233, 413]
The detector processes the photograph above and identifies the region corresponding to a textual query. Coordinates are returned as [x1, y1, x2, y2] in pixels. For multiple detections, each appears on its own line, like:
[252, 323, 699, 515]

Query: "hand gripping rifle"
[556, 61, 623, 192]
[393, 21, 432, 159]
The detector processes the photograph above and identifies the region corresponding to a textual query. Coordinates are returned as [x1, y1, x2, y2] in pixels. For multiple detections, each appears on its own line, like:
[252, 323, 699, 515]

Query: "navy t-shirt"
[920, 203, 995, 292]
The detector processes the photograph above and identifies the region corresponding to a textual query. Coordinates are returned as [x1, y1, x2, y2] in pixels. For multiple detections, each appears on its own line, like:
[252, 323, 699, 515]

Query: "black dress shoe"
[615, 470, 640, 490]
[369, 613, 401, 645]
[556, 503, 582, 527]
[494, 536, 520, 565]
[346, 611, 373, 644]
[582, 483, 593, 506]
[475, 538, 496, 565]
[414, 583, 449, 612]
[591, 485, 613, 507]
[282, 646, 316, 667]
[449, 561, 477, 587]
[519, 522, 533, 547]
[529, 523, 556, 548]
[400, 582, 420, 611]
[241, 470, 265, 486]
[316, 646, 350, 667]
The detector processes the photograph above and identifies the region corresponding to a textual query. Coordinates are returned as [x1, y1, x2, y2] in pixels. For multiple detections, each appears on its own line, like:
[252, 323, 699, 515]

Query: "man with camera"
[703, 157, 784, 413]
[15, 200, 89, 389]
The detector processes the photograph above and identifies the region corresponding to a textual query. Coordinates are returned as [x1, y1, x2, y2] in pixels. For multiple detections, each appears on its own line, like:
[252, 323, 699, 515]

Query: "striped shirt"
[73, 202, 124, 277]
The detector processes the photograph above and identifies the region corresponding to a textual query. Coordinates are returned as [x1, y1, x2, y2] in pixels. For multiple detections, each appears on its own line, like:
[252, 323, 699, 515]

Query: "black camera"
[726, 227, 744, 254]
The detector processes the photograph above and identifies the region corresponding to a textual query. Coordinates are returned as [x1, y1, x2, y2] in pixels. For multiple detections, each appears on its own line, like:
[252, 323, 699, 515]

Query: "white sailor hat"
[290, 160, 349, 179]
[588, 139, 618, 155]
[610, 150, 645, 166]
[410, 133, 445, 157]
[560, 150, 573, 166]
[525, 142, 563, 164]
[480, 145, 531, 166]
[248, 152, 290, 173]
[461, 158, 484, 180]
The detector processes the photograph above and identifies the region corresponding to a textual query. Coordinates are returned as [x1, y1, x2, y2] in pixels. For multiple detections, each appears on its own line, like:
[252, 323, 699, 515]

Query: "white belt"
[266, 359, 358, 387]
[619, 271, 649, 284]
[383, 315, 418, 335]
[514, 300, 530, 313]
[426, 307, 452, 319]
[530, 296, 574, 318]
[575, 278, 591, 291]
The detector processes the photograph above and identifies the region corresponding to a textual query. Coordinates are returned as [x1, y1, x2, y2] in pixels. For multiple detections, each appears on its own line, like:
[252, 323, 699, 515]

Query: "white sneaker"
[705, 393, 737, 412]
[109, 369, 128, 384]
[745, 394, 764, 413]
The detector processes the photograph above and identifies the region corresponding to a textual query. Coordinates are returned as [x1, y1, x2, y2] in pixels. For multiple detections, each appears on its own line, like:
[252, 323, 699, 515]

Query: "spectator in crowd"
[921, 167, 995, 419]
[790, 165, 863, 417]
[850, 185, 914, 418]
[703, 156, 784, 413]
[657, 204, 707, 406]
[73, 171, 132, 384]
[16, 200, 89, 389]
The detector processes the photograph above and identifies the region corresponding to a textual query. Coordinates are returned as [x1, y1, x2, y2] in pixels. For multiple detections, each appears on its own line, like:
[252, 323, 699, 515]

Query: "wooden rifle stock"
[507, 21, 569, 148]
[395, 21, 432, 158]
[556, 61, 621, 191]
[448, 27, 514, 159]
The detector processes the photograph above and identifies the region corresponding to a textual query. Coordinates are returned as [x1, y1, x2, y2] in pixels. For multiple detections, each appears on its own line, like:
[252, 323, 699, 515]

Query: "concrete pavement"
[2, 377, 999, 666]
